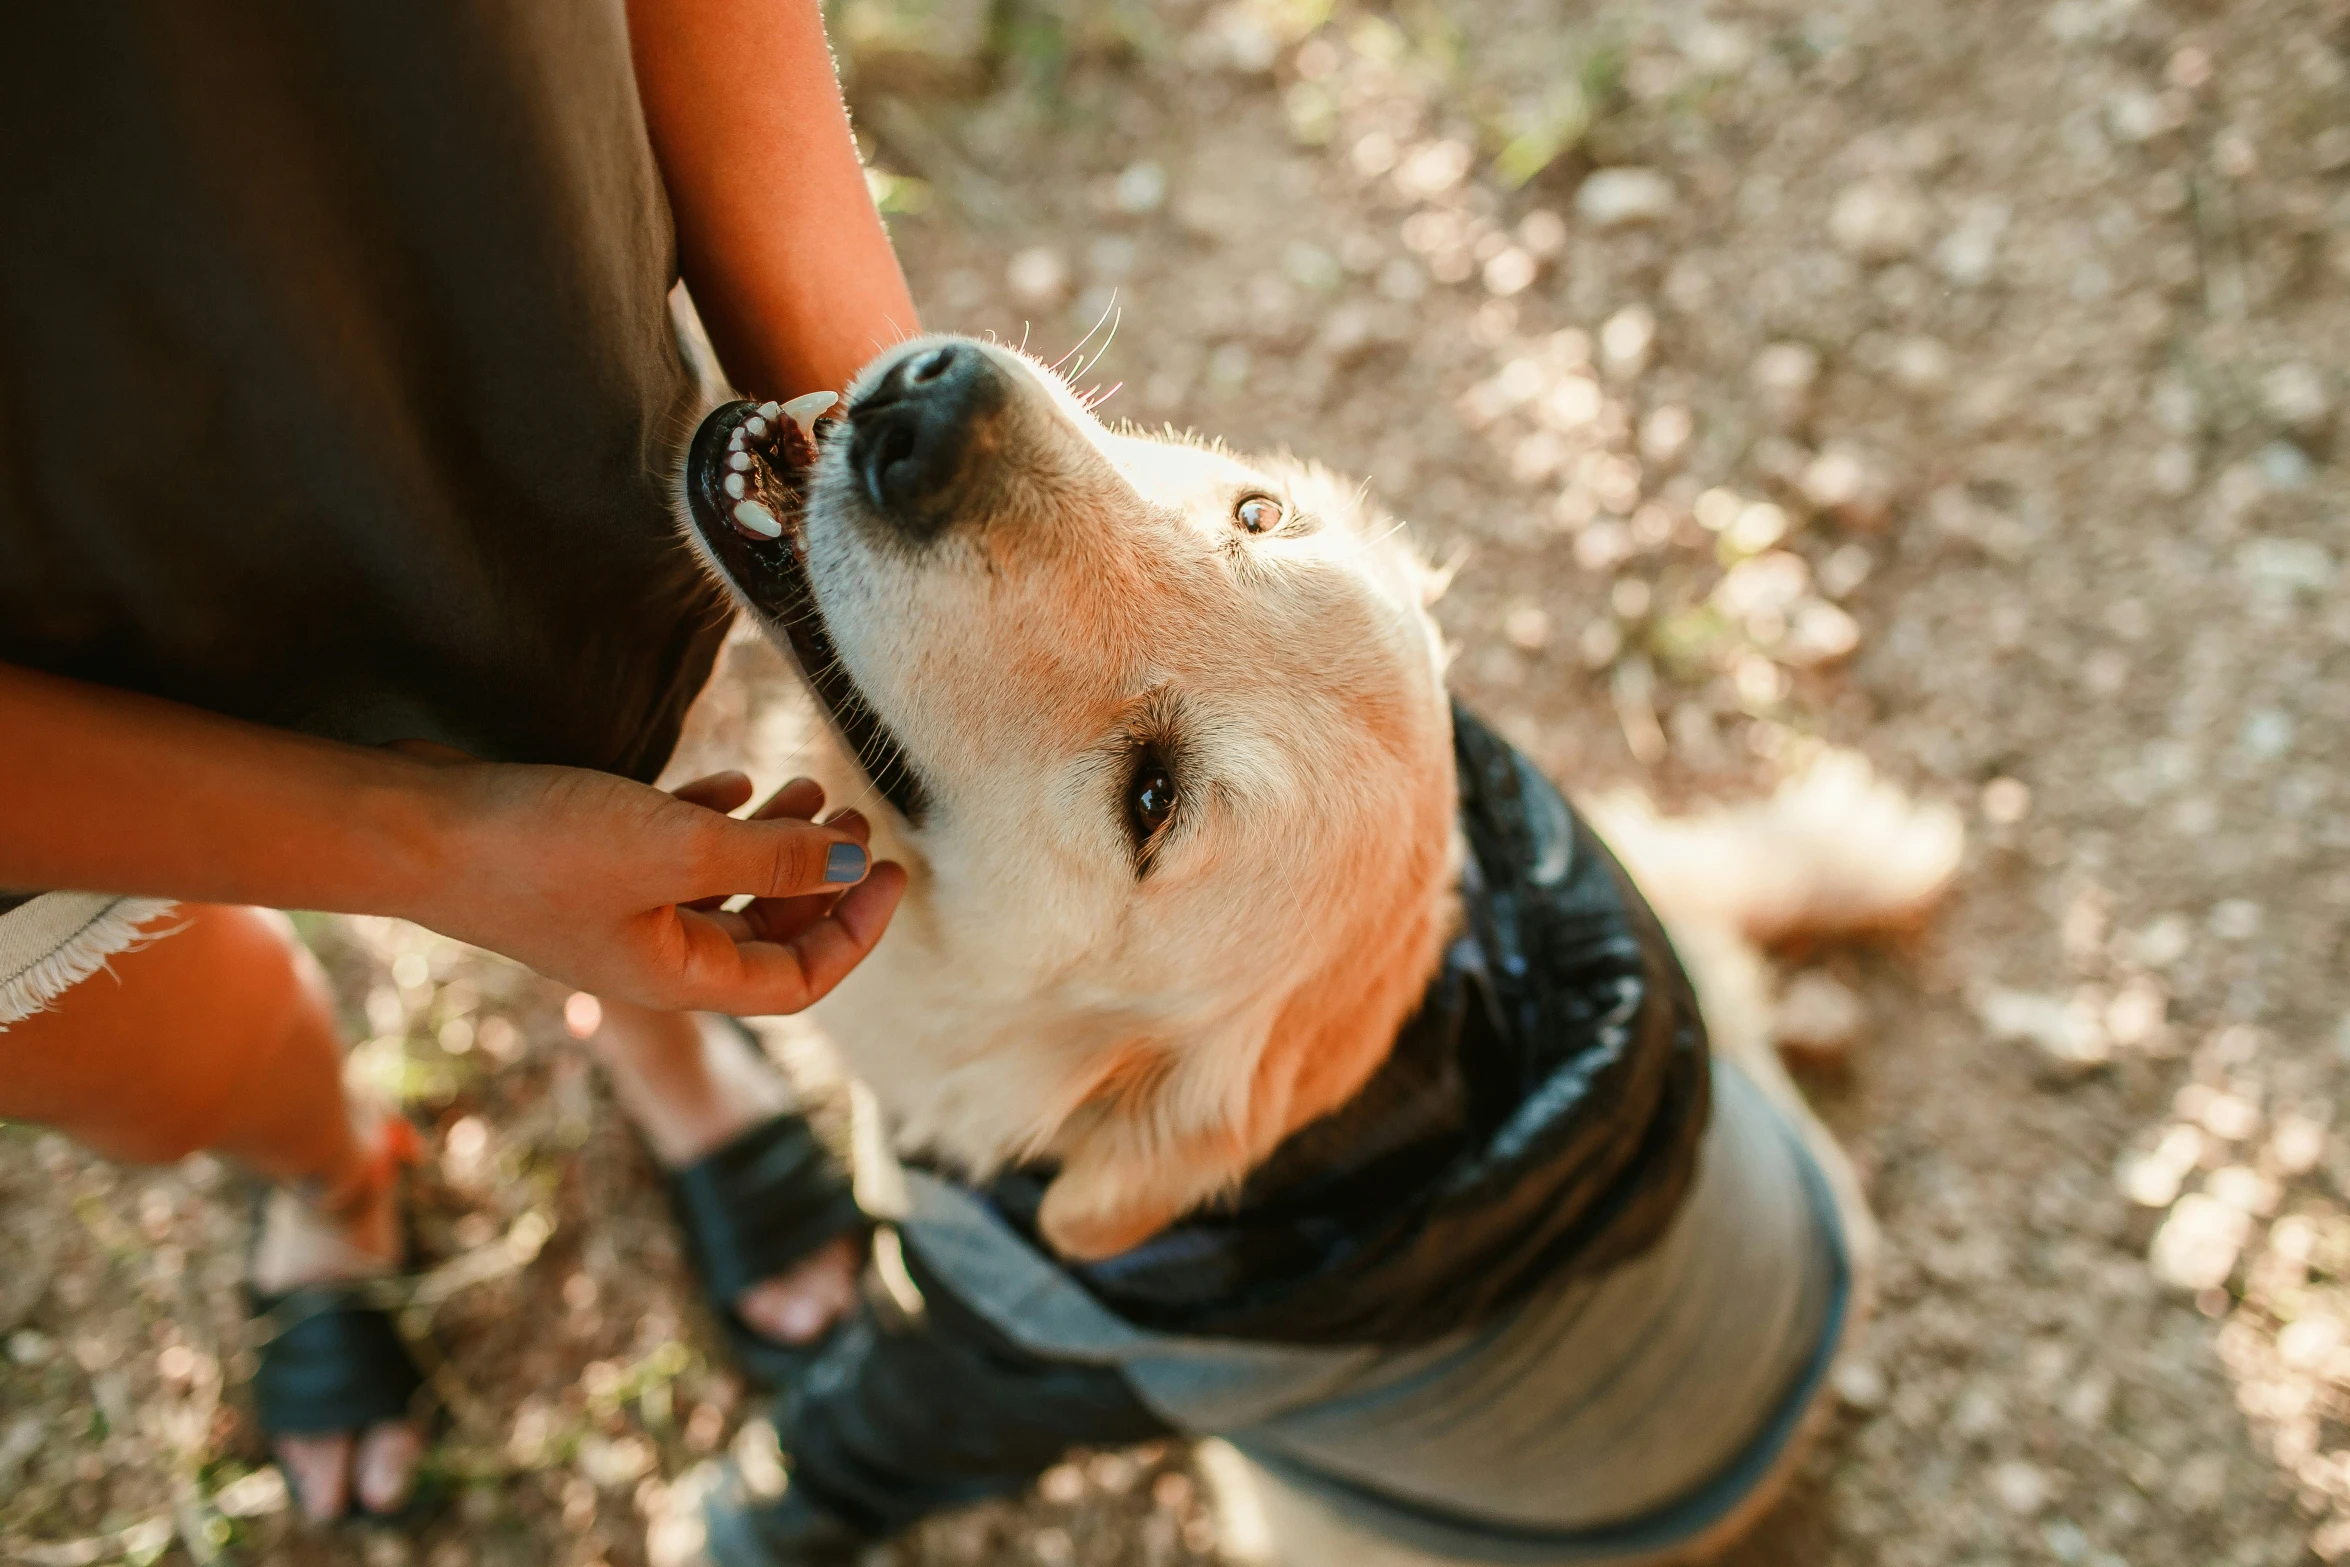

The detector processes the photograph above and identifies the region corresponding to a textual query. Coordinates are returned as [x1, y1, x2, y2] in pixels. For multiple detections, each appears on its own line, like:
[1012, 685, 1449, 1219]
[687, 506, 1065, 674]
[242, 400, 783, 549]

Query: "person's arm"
[0, 663, 902, 1014]
[629, 0, 920, 399]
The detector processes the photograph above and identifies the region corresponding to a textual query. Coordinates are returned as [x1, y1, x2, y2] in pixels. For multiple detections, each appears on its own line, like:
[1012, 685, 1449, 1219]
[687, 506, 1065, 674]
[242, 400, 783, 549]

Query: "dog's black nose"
[849, 343, 1006, 541]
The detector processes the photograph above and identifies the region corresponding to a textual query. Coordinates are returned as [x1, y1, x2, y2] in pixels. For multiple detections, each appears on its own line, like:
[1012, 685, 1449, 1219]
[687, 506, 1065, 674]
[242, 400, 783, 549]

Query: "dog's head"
[685, 336, 1457, 1258]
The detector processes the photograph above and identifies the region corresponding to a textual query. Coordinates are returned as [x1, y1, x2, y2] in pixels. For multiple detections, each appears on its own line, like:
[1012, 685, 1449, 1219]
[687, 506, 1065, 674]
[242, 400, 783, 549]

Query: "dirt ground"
[6, 0, 2350, 1563]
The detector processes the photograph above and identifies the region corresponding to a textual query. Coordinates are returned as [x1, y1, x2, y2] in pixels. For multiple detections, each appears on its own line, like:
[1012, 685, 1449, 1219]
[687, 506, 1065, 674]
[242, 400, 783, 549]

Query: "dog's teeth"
[746, 416, 769, 438]
[728, 452, 753, 472]
[724, 473, 747, 499]
[782, 390, 838, 440]
[757, 401, 782, 420]
[731, 499, 783, 538]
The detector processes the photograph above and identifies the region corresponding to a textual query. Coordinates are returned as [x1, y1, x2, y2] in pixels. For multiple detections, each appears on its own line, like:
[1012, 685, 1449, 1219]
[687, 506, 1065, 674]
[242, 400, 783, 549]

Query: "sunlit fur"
[766, 337, 1458, 1258]
[722, 335, 1963, 1272]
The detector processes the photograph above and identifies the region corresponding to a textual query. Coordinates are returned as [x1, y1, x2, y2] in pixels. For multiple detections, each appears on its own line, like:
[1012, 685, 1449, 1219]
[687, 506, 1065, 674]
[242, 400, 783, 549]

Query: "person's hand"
[407, 758, 905, 1015]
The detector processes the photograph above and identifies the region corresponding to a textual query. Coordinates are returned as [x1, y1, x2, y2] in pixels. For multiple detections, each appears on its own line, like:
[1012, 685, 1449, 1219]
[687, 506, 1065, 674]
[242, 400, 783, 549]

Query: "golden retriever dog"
[674, 334, 1960, 1566]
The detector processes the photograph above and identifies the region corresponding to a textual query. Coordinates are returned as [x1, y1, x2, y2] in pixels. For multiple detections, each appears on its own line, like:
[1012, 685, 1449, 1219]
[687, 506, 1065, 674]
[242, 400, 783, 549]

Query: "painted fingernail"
[825, 842, 868, 884]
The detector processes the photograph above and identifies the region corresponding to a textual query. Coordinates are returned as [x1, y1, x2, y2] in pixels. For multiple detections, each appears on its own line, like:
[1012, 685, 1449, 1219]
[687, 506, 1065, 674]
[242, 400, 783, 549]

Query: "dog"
[673, 334, 1961, 1566]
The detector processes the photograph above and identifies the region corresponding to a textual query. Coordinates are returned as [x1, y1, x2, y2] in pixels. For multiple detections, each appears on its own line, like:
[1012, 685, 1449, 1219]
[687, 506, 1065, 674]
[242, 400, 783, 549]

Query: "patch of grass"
[1488, 32, 1626, 188]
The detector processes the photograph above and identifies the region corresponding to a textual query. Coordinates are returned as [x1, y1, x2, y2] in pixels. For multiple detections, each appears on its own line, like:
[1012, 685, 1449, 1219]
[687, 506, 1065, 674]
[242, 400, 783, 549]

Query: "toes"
[736, 1235, 863, 1344]
[276, 1433, 353, 1523]
[355, 1420, 426, 1516]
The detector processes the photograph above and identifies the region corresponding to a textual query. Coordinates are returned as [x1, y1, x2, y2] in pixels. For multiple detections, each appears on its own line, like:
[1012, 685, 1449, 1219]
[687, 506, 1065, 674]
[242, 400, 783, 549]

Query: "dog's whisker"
[1087, 303, 1122, 379]
[1048, 294, 1120, 378]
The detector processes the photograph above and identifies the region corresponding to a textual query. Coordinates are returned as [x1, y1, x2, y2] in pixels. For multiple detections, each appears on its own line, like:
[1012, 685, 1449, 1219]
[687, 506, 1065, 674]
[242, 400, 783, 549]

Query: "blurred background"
[5, 0, 2349, 1562]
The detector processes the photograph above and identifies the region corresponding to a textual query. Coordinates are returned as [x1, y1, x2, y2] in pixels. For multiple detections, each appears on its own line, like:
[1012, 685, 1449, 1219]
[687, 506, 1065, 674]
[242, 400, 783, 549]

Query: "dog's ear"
[1036, 804, 1460, 1263]
[1036, 937, 1437, 1260]
[1035, 1015, 1282, 1262]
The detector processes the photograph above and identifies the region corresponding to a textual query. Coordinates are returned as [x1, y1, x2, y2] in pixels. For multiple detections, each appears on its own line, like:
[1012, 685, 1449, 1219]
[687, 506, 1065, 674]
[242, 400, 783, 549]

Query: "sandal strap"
[306, 1113, 422, 1222]
[247, 1285, 426, 1435]
[669, 1113, 866, 1307]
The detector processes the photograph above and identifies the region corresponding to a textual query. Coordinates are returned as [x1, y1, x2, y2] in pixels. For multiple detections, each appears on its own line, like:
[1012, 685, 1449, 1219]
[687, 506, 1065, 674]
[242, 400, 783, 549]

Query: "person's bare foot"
[590, 1003, 864, 1345]
[252, 1117, 425, 1522]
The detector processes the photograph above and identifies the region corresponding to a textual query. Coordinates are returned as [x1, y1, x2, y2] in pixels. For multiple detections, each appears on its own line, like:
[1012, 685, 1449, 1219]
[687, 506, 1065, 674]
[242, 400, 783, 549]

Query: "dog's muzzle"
[848, 342, 1008, 543]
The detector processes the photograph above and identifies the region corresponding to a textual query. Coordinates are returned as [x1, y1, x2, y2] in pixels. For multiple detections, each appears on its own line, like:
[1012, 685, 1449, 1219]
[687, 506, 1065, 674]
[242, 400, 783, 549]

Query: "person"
[0, 0, 914, 1524]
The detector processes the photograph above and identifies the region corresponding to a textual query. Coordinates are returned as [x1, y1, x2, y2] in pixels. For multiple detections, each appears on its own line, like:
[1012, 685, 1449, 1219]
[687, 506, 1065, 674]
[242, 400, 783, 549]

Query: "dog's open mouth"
[684, 398, 929, 822]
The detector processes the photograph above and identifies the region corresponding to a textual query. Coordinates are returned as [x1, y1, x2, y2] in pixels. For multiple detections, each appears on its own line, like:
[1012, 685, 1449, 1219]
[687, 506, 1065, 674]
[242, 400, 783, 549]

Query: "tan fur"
[702, 333, 1960, 1560]
[743, 336, 1958, 1277]
[761, 338, 1457, 1259]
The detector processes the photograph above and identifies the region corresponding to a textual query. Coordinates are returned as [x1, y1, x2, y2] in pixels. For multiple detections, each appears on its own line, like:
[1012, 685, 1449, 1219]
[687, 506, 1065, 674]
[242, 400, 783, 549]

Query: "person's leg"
[586, 1000, 862, 1342]
[690, 1250, 1175, 1566]
[0, 903, 421, 1520]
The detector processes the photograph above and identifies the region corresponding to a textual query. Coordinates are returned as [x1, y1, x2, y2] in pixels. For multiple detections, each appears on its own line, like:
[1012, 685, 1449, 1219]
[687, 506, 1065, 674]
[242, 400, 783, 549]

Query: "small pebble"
[1007, 246, 1071, 306]
[1483, 247, 1537, 297]
[1775, 971, 1868, 1061]
[1817, 543, 1873, 600]
[2208, 898, 2261, 939]
[1780, 598, 1860, 664]
[2261, 362, 2331, 430]
[1517, 210, 1568, 258]
[1575, 168, 1676, 228]
[2256, 441, 2312, 491]
[1829, 179, 1932, 263]
[1890, 335, 1952, 393]
[2149, 1194, 2248, 1291]
[1982, 777, 2032, 823]
[1833, 1359, 1889, 1412]
[1975, 985, 2109, 1070]
[1990, 1460, 2052, 1518]
[1599, 305, 1656, 375]
[1934, 198, 2010, 286]
[1752, 342, 1822, 422]
[1798, 444, 1892, 529]
[1114, 161, 1169, 215]
[2150, 443, 2197, 496]
[1638, 405, 1693, 466]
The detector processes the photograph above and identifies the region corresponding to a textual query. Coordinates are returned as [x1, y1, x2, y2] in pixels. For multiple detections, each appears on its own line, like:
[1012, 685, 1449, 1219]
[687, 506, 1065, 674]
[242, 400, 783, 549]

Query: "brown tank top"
[0, 1, 730, 786]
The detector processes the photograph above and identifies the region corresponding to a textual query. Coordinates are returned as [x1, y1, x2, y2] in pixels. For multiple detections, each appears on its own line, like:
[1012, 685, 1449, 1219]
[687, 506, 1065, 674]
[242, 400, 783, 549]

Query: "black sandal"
[248, 1278, 428, 1439]
[666, 1062, 868, 1388]
[245, 1116, 437, 1521]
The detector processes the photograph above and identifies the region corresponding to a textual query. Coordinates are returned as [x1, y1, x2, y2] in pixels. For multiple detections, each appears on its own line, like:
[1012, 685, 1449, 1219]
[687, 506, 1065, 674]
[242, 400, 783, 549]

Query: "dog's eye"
[1126, 756, 1176, 849]
[1235, 495, 1284, 534]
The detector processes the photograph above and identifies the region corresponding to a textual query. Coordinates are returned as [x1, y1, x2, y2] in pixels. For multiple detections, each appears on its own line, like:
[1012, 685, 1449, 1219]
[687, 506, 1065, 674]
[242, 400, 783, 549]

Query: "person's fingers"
[670, 771, 756, 813]
[354, 1420, 425, 1516]
[685, 813, 870, 904]
[275, 1433, 353, 1523]
[733, 1234, 865, 1344]
[748, 777, 826, 822]
[718, 811, 874, 943]
[739, 864, 906, 1002]
[384, 738, 477, 765]
[672, 863, 905, 1014]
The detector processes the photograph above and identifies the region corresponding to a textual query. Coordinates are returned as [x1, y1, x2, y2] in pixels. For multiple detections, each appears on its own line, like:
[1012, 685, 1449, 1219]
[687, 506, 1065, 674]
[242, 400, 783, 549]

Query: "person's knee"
[0, 903, 347, 1170]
